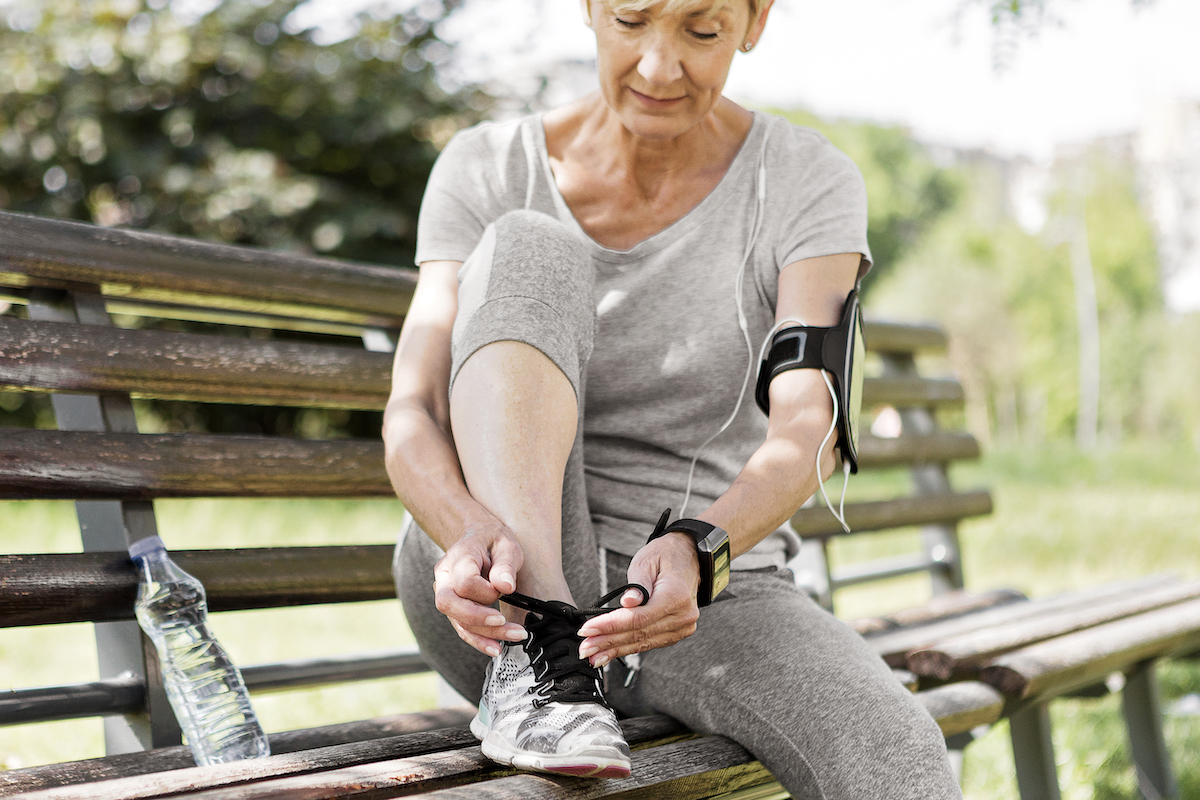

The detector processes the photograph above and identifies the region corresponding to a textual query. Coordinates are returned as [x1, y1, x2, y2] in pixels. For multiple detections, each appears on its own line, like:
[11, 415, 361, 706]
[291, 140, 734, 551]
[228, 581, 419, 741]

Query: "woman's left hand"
[576, 533, 702, 667]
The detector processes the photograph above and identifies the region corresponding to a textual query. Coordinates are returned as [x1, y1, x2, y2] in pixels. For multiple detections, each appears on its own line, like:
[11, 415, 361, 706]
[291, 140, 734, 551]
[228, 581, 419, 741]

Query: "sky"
[295, 0, 1200, 161]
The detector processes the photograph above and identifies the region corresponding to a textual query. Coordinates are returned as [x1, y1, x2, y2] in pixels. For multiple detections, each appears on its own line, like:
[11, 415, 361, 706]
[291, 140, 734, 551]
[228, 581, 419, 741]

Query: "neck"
[561, 94, 753, 198]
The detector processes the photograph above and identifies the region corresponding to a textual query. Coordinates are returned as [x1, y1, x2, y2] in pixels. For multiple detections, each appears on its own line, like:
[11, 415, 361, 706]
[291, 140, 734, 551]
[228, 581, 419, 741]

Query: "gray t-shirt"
[416, 111, 871, 568]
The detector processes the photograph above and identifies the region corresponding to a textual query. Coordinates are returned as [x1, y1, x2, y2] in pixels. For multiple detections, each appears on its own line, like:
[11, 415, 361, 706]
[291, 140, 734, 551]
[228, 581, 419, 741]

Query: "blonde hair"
[605, 0, 761, 23]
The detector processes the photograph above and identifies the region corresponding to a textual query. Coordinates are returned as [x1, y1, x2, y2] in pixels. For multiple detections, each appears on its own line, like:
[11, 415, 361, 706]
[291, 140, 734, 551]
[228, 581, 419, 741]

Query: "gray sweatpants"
[394, 210, 961, 799]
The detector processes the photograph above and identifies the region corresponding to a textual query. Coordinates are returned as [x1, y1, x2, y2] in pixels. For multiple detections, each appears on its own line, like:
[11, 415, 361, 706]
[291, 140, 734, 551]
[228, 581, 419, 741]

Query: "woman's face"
[584, 0, 760, 141]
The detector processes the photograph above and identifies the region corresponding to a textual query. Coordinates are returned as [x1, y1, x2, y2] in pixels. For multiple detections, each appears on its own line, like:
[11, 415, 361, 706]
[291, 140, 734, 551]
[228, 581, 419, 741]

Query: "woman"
[383, 0, 961, 795]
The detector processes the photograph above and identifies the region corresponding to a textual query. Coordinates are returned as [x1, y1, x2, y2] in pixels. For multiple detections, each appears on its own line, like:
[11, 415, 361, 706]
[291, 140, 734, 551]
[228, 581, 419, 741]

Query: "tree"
[778, 110, 961, 295]
[0, 0, 489, 267]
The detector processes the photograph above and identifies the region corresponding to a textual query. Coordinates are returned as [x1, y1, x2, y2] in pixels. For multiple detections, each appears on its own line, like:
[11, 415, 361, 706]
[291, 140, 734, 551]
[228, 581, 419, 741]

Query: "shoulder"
[437, 116, 531, 169]
[759, 113, 864, 189]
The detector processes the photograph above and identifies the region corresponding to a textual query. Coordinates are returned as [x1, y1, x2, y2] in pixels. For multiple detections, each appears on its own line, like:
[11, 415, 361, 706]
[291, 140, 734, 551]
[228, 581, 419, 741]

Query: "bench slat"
[0, 316, 965, 417]
[0, 708, 476, 796]
[790, 490, 993, 538]
[861, 321, 947, 354]
[849, 589, 1027, 636]
[855, 431, 980, 466]
[0, 430, 392, 500]
[918, 681, 1005, 737]
[8, 716, 688, 800]
[0, 210, 414, 327]
[831, 552, 940, 587]
[907, 579, 1200, 679]
[0, 651, 431, 726]
[865, 576, 1178, 666]
[0, 317, 391, 409]
[863, 376, 964, 408]
[0, 547, 395, 628]
[980, 596, 1200, 700]
[0, 429, 981, 502]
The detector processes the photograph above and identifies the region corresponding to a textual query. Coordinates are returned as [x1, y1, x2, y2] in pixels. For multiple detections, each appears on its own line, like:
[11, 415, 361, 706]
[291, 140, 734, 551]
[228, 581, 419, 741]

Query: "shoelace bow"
[501, 584, 649, 707]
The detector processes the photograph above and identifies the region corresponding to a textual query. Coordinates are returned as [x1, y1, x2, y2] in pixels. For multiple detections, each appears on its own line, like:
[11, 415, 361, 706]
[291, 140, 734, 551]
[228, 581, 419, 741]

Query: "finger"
[584, 620, 698, 667]
[450, 618, 503, 658]
[620, 586, 647, 608]
[486, 536, 523, 595]
[434, 583, 506, 630]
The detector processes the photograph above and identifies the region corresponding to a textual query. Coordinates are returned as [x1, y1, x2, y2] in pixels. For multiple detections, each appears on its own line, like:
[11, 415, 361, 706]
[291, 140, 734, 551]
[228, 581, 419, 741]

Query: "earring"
[741, 41, 755, 52]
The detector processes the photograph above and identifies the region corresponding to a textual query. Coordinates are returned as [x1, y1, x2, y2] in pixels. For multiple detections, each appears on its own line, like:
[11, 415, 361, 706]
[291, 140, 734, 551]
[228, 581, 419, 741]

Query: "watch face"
[699, 528, 732, 601]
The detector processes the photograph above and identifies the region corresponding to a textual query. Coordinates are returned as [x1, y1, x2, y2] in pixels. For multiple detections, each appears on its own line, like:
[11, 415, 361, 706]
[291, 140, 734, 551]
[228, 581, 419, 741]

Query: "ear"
[745, 0, 773, 49]
[581, 0, 593, 28]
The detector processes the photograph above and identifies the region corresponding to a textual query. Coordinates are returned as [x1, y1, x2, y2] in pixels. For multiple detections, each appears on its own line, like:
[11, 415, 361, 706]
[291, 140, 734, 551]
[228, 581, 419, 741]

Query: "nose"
[637, 32, 683, 87]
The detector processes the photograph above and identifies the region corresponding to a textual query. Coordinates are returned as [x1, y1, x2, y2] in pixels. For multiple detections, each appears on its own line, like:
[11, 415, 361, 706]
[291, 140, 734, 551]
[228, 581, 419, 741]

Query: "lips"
[629, 88, 685, 106]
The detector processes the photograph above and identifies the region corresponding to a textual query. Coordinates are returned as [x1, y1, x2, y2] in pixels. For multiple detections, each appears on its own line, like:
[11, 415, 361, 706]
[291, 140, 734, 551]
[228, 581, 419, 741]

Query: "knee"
[487, 210, 592, 303]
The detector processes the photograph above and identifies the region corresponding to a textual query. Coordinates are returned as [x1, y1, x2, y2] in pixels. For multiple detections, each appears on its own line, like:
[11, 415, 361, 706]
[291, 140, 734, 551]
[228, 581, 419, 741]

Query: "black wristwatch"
[646, 509, 731, 607]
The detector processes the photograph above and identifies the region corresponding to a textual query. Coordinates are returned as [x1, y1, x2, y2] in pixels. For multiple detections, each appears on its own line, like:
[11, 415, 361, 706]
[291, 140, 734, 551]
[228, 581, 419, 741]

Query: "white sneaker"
[470, 591, 644, 778]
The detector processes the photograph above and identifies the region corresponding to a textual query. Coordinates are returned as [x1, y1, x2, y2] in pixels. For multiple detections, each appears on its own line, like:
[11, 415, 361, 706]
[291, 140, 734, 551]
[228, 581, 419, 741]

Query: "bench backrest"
[0, 209, 991, 757]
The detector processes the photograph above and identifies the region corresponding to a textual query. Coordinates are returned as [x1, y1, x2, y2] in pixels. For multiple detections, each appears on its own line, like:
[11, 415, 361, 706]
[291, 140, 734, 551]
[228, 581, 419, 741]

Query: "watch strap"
[647, 514, 730, 607]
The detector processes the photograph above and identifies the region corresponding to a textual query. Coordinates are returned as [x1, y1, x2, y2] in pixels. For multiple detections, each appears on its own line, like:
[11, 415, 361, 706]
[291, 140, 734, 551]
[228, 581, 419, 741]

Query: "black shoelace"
[501, 584, 648, 708]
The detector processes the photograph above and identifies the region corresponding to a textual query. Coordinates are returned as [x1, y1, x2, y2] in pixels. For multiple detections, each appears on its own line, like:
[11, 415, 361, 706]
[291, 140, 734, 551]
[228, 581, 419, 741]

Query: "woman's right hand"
[432, 513, 528, 657]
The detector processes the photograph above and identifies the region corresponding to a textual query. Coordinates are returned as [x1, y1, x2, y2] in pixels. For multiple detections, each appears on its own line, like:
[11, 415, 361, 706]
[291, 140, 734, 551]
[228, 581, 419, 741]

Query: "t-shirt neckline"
[533, 111, 766, 264]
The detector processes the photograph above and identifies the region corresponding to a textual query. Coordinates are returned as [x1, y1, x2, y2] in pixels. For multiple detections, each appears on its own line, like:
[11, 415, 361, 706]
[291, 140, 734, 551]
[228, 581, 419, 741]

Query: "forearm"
[383, 402, 498, 552]
[695, 373, 836, 559]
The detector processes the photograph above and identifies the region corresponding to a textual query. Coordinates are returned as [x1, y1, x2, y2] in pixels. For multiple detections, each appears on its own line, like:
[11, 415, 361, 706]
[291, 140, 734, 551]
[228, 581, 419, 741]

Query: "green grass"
[824, 443, 1200, 800]
[1, 444, 1198, 796]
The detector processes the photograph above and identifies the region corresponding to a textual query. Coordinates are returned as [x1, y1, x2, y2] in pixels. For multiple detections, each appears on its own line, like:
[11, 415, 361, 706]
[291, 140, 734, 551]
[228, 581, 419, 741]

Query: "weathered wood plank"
[790, 491, 993, 539]
[0, 429, 392, 500]
[908, 579, 1200, 679]
[917, 681, 1005, 737]
[9, 716, 688, 800]
[980, 597, 1200, 700]
[855, 431, 980, 467]
[849, 589, 1027, 637]
[0, 315, 965, 422]
[861, 320, 947, 354]
[0, 210, 414, 327]
[0, 546, 395, 627]
[0, 317, 392, 409]
[412, 737, 770, 800]
[0, 708, 475, 796]
[863, 376, 964, 408]
[864, 576, 1177, 666]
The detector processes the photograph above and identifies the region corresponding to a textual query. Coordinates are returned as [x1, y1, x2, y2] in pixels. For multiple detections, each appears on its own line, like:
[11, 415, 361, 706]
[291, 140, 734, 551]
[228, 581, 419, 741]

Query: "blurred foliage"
[0, 0, 490, 436]
[778, 110, 961, 293]
[869, 137, 1199, 450]
[0, 0, 489, 264]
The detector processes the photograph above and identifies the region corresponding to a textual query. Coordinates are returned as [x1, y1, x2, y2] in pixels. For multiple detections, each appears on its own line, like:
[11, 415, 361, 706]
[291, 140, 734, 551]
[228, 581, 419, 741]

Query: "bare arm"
[578, 252, 862, 666]
[382, 260, 526, 655]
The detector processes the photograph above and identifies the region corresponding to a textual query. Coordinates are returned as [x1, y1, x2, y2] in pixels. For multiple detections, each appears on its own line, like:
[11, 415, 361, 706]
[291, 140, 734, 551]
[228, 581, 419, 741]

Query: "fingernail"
[579, 643, 597, 659]
[593, 654, 610, 668]
[485, 644, 500, 657]
[497, 572, 515, 592]
[484, 614, 505, 627]
[577, 625, 598, 637]
[504, 628, 527, 641]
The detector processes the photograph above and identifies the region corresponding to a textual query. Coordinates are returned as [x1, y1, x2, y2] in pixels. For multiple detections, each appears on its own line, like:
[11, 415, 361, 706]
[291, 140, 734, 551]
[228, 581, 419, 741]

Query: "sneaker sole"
[479, 732, 631, 779]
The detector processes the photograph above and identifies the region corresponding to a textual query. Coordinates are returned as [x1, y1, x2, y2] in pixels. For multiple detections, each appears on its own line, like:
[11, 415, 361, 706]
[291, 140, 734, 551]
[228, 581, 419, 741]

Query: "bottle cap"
[128, 536, 166, 560]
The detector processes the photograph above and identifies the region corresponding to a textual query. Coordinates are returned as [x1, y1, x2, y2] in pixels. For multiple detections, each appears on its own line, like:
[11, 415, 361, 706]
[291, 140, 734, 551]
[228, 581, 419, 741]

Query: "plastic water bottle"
[129, 536, 270, 765]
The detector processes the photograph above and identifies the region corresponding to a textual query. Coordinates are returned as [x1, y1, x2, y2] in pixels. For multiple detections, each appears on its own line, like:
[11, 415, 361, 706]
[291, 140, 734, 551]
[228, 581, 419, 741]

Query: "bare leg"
[450, 340, 578, 615]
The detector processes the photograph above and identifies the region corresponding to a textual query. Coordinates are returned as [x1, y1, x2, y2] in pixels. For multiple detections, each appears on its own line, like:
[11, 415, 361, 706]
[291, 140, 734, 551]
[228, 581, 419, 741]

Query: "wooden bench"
[0, 209, 1195, 800]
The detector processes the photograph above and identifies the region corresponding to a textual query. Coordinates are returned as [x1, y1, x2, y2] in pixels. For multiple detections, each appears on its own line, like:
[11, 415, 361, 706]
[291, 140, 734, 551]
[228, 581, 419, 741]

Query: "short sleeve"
[413, 120, 527, 266]
[768, 125, 872, 279]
